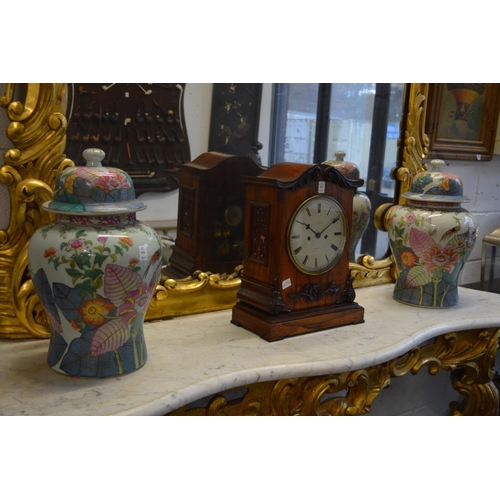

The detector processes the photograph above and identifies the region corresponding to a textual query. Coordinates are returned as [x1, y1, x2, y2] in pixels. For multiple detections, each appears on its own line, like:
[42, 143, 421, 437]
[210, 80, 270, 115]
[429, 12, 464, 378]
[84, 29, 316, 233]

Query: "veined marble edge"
[3, 284, 499, 416]
[117, 287, 500, 416]
[115, 313, 500, 416]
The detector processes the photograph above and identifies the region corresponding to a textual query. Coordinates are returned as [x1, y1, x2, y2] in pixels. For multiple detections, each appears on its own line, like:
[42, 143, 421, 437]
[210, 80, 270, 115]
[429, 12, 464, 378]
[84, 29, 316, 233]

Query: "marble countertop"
[2, 284, 500, 416]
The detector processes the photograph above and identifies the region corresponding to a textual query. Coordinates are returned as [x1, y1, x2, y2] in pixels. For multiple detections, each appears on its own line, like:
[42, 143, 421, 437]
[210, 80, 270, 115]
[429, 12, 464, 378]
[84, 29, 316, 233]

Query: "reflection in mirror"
[270, 83, 404, 261]
[0, 83, 430, 336]
[164, 151, 264, 279]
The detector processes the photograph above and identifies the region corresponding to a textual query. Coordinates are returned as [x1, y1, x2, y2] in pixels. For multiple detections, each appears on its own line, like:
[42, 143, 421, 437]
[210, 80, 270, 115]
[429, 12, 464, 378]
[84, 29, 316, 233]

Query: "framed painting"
[425, 83, 500, 161]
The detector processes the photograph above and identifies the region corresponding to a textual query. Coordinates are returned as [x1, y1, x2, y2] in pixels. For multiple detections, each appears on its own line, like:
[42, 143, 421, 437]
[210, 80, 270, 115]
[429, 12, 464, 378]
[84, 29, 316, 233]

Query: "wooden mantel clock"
[166, 152, 264, 278]
[231, 162, 365, 341]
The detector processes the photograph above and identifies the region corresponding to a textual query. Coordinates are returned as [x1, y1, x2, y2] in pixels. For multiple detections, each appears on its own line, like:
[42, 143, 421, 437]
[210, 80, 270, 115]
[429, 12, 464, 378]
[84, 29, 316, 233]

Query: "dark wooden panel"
[208, 83, 263, 161]
[65, 83, 190, 195]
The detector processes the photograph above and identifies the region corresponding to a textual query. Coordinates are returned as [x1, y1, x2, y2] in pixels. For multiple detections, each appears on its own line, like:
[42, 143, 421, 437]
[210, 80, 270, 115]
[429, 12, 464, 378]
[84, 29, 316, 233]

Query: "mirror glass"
[1, 83, 426, 333]
[62, 83, 406, 274]
[264, 83, 403, 261]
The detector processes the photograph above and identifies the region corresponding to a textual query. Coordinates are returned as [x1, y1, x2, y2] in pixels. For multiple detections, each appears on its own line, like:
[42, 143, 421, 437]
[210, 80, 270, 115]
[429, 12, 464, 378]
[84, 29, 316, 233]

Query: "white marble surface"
[1, 284, 500, 416]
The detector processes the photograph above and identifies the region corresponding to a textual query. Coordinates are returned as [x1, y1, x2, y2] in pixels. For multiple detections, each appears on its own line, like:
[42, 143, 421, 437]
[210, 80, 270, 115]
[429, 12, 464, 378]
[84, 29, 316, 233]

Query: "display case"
[481, 224, 500, 294]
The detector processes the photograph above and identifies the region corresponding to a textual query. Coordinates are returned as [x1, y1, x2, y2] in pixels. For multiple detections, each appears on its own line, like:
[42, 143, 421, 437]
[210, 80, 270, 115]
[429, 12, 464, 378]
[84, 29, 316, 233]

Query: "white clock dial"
[287, 195, 348, 275]
[224, 204, 243, 227]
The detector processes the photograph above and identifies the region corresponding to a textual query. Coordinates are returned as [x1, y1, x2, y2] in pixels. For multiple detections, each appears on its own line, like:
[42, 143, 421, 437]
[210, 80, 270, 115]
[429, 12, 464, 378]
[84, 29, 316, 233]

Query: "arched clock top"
[180, 151, 264, 176]
[243, 162, 364, 190]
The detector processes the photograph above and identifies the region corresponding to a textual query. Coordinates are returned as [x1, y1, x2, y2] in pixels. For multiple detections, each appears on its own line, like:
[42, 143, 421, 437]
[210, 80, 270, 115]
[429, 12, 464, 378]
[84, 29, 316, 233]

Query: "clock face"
[287, 195, 348, 275]
[224, 204, 244, 227]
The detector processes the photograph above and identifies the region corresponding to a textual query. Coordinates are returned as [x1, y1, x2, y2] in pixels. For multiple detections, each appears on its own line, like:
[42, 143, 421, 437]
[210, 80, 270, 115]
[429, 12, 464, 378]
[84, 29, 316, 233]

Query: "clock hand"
[296, 220, 321, 238]
[319, 216, 341, 236]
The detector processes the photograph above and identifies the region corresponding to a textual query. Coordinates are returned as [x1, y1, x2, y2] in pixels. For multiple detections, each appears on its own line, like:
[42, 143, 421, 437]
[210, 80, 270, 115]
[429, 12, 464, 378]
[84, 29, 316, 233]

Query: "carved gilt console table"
[0, 284, 499, 416]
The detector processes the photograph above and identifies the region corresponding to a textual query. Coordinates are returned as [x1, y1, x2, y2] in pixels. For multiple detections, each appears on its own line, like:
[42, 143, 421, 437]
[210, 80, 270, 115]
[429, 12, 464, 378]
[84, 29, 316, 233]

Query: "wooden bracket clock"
[166, 152, 264, 278]
[231, 162, 365, 341]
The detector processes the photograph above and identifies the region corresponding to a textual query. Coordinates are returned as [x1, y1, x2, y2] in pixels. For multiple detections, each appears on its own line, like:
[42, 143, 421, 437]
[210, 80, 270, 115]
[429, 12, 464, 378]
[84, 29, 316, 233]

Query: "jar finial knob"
[82, 148, 105, 167]
[429, 159, 445, 172]
[334, 150, 346, 162]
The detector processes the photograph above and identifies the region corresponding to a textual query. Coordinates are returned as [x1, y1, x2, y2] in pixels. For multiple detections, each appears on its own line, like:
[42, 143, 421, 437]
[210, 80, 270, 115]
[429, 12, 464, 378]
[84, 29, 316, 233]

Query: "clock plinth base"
[231, 302, 364, 342]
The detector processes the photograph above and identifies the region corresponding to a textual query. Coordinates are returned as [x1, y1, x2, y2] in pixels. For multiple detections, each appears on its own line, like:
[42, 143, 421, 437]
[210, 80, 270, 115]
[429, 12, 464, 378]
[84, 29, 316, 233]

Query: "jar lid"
[42, 149, 146, 215]
[322, 150, 360, 180]
[402, 159, 470, 203]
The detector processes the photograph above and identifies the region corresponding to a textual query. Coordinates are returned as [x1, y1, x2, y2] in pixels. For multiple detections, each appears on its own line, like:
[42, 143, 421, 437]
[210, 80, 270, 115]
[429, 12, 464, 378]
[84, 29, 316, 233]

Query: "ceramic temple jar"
[388, 159, 477, 308]
[323, 151, 371, 261]
[28, 148, 162, 377]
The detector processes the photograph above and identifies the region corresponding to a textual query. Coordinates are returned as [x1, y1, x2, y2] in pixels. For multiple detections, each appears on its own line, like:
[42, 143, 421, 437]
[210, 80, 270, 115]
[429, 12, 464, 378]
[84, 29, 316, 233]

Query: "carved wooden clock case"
[166, 152, 264, 278]
[231, 162, 365, 341]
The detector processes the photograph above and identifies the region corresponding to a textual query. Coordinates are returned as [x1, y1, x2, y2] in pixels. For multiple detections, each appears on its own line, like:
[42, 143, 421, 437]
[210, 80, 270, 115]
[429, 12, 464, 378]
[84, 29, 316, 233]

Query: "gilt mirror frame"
[0, 83, 430, 339]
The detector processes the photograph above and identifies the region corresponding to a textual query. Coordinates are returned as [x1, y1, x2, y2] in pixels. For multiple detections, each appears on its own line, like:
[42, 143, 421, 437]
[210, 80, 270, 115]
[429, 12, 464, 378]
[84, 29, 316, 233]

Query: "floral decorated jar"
[388, 159, 477, 308]
[323, 151, 371, 261]
[28, 148, 162, 377]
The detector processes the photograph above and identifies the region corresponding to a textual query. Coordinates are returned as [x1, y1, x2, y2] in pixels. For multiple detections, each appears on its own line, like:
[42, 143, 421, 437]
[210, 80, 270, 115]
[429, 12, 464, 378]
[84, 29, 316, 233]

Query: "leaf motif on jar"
[104, 263, 142, 305]
[90, 318, 130, 357]
[409, 227, 434, 256]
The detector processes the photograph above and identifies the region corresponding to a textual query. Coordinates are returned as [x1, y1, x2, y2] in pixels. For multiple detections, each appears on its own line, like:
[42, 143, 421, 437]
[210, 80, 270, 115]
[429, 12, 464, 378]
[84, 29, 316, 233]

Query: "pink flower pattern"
[66, 237, 89, 251]
[420, 244, 459, 274]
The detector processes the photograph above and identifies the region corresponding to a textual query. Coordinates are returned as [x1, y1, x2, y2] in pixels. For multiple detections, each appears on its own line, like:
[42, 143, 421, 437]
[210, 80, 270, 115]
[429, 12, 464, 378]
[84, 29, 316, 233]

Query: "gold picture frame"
[425, 83, 500, 161]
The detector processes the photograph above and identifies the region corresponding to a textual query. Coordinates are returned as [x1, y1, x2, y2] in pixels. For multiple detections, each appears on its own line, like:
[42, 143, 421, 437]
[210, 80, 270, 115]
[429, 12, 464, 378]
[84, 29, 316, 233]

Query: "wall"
[436, 156, 500, 286]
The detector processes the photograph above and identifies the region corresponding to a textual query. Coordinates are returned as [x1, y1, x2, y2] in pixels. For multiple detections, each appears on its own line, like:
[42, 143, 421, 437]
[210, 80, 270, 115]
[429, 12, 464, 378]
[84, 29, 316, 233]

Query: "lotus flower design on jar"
[388, 160, 477, 308]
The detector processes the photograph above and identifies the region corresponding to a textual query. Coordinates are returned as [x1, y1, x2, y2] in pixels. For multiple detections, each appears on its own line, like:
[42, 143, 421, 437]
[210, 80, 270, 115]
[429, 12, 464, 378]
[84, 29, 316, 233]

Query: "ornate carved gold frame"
[0, 83, 430, 339]
[170, 327, 500, 416]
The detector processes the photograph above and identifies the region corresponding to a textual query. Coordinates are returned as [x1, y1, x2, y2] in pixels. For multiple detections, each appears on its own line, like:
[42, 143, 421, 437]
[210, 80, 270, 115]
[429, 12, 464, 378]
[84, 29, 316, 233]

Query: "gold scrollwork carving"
[350, 254, 397, 288]
[0, 84, 14, 109]
[388, 328, 500, 416]
[169, 367, 392, 416]
[169, 328, 500, 416]
[146, 267, 243, 321]
[398, 83, 430, 205]
[0, 83, 74, 339]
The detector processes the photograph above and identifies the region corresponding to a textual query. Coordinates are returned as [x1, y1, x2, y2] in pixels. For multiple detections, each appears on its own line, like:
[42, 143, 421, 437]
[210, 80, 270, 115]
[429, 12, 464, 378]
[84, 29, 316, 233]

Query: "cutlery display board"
[65, 83, 190, 194]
